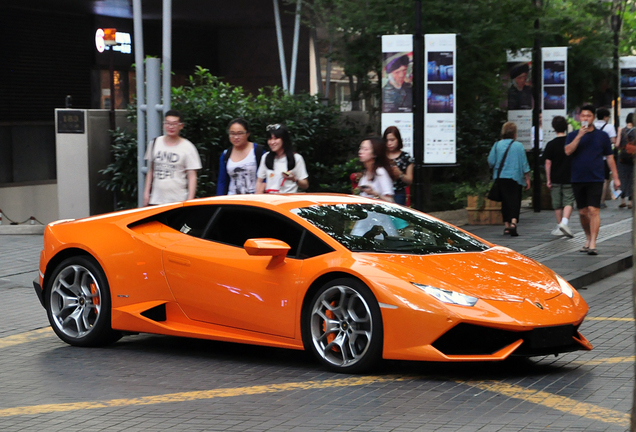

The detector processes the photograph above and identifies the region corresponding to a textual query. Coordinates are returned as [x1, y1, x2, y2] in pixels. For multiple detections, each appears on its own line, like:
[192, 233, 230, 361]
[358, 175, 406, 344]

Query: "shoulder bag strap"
[495, 140, 514, 179]
[149, 137, 158, 172]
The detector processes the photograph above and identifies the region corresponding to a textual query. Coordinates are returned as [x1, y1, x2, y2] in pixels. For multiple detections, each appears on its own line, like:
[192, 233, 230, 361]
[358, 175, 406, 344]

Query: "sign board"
[57, 110, 85, 134]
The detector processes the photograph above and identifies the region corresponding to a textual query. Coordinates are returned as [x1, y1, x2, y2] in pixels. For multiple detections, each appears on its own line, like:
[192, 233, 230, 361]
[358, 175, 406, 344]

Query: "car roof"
[183, 193, 381, 211]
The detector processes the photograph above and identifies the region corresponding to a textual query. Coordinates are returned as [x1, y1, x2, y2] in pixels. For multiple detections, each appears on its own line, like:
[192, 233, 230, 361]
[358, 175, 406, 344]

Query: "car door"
[162, 205, 304, 338]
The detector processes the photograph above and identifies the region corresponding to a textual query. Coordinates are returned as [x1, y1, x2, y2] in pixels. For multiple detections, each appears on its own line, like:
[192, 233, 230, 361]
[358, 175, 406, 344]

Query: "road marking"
[0, 375, 408, 418]
[586, 317, 634, 322]
[0, 327, 53, 349]
[573, 356, 635, 366]
[0, 328, 630, 425]
[460, 380, 629, 427]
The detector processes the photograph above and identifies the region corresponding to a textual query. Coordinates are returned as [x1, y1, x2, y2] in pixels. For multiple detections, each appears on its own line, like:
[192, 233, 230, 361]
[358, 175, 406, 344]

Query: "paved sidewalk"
[460, 199, 633, 288]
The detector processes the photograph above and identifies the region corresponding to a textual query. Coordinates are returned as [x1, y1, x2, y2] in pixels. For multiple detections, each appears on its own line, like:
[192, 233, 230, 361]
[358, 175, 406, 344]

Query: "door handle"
[167, 255, 191, 266]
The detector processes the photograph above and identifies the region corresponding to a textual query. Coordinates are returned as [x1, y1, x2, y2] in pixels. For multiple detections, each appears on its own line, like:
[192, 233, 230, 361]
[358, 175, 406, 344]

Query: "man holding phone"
[564, 105, 620, 255]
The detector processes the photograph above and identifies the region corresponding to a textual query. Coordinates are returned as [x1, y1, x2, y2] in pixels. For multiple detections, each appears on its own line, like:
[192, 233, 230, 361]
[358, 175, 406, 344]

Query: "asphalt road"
[0, 261, 632, 431]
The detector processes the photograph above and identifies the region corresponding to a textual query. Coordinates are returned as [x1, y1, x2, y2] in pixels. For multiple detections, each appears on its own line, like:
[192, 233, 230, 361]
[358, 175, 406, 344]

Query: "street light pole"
[412, 0, 424, 211]
[532, 0, 542, 213]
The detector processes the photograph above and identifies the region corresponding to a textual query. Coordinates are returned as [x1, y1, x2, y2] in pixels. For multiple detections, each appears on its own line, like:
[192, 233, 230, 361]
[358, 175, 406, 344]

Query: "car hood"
[360, 246, 562, 302]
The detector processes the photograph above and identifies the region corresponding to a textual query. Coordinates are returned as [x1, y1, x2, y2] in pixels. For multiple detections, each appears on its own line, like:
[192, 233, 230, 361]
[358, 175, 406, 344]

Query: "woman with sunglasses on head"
[217, 118, 265, 195]
[358, 137, 395, 202]
[256, 123, 309, 193]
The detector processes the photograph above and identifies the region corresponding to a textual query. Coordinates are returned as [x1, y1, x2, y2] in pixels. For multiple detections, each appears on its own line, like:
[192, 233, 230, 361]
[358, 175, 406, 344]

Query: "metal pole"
[613, 14, 620, 128]
[273, 0, 289, 91]
[412, 0, 424, 211]
[289, 0, 302, 94]
[108, 47, 116, 132]
[162, 0, 172, 113]
[532, 0, 542, 213]
[133, 0, 146, 208]
[147, 58, 162, 142]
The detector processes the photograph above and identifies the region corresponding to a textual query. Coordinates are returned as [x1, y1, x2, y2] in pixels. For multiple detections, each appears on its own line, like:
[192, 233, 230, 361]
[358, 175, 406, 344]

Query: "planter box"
[466, 196, 503, 225]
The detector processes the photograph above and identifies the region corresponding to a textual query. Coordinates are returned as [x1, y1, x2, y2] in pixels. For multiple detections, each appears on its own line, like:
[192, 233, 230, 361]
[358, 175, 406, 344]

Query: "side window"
[206, 206, 303, 256]
[298, 231, 334, 259]
[163, 206, 219, 238]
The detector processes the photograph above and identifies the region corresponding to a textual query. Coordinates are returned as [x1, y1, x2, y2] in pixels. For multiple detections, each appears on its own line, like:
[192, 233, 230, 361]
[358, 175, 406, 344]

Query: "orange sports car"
[33, 194, 591, 373]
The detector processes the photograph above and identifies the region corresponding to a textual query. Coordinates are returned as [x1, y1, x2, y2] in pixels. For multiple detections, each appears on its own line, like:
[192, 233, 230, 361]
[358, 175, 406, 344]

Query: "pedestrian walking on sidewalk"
[487, 122, 531, 236]
[256, 123, 309, 193]
[615, 113, 634, 209]
[217, 118, 265, 195]
[143, 110, 202, 206]
[543, 116, 574, 238]
[565, 105, 621, 255]
[593, 107, 616, 208]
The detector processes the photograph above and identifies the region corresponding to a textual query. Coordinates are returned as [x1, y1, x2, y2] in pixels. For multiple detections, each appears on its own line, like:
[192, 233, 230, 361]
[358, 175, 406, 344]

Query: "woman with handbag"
[616, 113, 634, 209]
[487, 122, 531, 236]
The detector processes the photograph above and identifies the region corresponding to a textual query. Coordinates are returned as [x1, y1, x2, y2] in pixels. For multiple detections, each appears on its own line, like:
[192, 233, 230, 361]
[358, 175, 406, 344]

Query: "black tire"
[302, 278, 383, 373]
[45, 256, 121, 347]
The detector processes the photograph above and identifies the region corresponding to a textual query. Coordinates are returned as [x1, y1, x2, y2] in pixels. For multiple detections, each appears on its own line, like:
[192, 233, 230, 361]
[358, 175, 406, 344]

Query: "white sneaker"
[551, 226, 564, 236]
[558, 223, 573, 238]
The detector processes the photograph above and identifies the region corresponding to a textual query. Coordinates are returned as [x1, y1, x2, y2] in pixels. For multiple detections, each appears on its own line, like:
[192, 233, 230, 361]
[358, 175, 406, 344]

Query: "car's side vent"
[140, 304, 167, 322]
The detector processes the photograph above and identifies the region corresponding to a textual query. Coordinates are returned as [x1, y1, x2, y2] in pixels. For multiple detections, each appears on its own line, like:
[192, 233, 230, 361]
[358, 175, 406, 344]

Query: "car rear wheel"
[45, 256, 121, 347]
[303, 278, 383, 373]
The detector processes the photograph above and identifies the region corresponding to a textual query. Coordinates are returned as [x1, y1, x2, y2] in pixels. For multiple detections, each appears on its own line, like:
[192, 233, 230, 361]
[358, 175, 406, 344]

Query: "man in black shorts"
[564, 105, 620, 255]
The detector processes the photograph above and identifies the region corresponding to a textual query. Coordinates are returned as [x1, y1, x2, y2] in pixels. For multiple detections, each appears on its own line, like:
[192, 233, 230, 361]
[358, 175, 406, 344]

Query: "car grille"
[432, 323, 581, 357]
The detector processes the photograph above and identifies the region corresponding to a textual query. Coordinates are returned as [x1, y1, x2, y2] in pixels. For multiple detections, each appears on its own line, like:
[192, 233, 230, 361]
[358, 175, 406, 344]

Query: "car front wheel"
[303, 278, 383, 373]
[45, 256, 121, 347]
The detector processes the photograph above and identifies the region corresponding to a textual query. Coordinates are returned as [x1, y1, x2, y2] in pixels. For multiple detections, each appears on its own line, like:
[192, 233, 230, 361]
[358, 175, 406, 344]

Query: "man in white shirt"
[143, 110, 202, 205]
[593, 107, 616, 144]
[592, 107, 616, 208]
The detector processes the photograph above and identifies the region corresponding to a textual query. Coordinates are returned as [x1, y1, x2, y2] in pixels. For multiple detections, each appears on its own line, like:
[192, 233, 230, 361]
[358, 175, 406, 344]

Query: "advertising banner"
[542, 47, 567, 146]
[424, 34, 456, 164]
[506, 49, 533, 150]
[381, 35, 414, 155]
[620, 56, 636, 125]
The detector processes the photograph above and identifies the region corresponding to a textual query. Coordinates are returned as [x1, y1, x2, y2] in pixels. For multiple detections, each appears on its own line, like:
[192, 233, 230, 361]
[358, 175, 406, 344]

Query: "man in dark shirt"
[565, 105, 620, 255]
[382, 55, 413, 113]
[543, 116, 573, 237]
[507, 63, 533, 110]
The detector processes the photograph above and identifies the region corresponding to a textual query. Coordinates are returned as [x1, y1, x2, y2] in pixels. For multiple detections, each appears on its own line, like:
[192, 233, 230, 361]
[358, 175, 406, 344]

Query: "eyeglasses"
[164, 121, 182, 127]
[229, 131, 247, 137]
[266, 124, 282, 131]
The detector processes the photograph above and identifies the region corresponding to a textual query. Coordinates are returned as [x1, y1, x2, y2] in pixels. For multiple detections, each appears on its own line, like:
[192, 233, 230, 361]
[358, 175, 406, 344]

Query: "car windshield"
[292, 203, 490, 255]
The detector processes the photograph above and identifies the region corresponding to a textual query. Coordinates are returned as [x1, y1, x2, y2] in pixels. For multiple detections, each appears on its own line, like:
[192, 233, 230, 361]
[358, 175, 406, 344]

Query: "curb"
[567, 251, 633, 289]
[0, 225, 45, 235]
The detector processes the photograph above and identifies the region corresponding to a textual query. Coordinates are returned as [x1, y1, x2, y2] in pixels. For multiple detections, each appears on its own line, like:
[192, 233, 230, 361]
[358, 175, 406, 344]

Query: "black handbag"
[487, 140, 514, 202]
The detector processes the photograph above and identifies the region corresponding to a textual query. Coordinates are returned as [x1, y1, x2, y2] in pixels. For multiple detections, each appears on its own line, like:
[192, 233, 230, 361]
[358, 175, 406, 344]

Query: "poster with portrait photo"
[507, 60, 533, 111]
[382, 52, 413, 114]
[427, 52, 453, 82]
[427, 84, 453, 114]
[544, 61, 565, 85]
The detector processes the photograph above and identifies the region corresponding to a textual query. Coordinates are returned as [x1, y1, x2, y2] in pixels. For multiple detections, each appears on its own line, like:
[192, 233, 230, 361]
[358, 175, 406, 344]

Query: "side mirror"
[243, 238, 291, 269]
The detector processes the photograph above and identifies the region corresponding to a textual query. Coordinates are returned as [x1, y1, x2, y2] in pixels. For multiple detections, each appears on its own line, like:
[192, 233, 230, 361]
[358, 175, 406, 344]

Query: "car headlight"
[412, 283, 478, 307]
[556, 275, 574, 298]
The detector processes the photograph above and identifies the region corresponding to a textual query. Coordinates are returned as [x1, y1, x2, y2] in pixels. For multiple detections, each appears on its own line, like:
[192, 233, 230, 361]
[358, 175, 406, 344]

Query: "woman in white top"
[217, 118, 265, 195]
[256, 123, 309, 193]
[358, 137, 395, 202]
